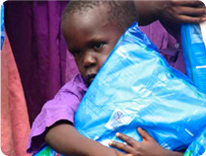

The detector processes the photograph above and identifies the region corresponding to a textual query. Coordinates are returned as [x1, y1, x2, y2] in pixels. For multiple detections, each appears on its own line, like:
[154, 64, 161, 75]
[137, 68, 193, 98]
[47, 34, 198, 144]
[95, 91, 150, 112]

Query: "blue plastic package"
[181, 23, 206, 93]
[184, 127, 206, 156]
[1, 4, 5, 50]
[74, 22, 206, 151]
[33, 145, 65, 156]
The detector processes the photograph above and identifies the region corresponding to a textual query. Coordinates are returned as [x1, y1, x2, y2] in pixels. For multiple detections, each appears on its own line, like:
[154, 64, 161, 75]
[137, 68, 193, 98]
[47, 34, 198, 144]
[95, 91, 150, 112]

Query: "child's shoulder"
[58, 73, 88, 95]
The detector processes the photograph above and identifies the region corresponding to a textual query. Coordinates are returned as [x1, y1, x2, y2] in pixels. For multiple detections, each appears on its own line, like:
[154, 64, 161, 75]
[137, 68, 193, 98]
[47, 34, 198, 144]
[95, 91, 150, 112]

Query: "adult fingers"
[166, 6, 206, 23]
[177, 14, 206, 23]
[175, 6, 206, 23]
[109, 141, 134, 154]
[172, 0, 205, 7]
[177, 6, 206, 16]
[137, 127, 153, 141]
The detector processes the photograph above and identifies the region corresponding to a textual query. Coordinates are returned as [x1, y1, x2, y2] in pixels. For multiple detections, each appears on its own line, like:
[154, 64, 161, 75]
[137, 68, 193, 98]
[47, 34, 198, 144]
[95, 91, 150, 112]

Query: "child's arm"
[109, 127, 183, 156]
[45, 121, 120, 156]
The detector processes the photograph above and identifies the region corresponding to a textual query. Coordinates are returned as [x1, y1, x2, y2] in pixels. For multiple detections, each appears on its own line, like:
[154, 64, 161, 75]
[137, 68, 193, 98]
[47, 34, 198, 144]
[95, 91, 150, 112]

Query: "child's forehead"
[62, 3, 121, 40]
[62, 1, 122, 31]
[67, 4, 111, 27]
[71, 3, 109, 18]
[71, 1, 109, 13]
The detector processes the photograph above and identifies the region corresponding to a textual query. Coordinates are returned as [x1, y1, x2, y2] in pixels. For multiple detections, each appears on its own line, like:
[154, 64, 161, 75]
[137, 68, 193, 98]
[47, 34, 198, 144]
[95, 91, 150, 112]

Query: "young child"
[27, 1, 206, 156]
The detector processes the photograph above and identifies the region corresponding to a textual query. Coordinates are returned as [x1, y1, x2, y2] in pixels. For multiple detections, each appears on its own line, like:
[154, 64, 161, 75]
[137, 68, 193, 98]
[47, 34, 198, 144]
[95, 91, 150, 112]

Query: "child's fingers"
[137, 127, 153, 141]
[109, 141, 134, 153]
[115, 132, 137, 146]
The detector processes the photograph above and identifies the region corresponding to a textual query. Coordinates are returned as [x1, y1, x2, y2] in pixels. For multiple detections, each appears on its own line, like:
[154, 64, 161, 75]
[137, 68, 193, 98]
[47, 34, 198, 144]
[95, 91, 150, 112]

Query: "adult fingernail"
[202, 16, 206, 21]
[116, 132, 120, 137]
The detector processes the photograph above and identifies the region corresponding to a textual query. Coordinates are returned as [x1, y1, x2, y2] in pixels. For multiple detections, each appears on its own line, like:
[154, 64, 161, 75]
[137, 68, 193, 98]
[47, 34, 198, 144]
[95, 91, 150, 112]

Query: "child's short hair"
[61, 1, 138, 31]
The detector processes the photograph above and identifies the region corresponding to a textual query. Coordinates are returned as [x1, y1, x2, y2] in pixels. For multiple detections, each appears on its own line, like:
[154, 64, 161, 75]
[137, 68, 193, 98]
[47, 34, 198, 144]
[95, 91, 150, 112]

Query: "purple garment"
[139, 21, 185, 74]
[27, 74, 87, 153]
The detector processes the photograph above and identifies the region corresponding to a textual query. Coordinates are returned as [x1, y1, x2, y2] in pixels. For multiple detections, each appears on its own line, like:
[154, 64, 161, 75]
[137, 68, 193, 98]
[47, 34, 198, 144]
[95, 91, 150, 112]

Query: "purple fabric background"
[4, 1, 184, 125]
[4, 1, 78, 124]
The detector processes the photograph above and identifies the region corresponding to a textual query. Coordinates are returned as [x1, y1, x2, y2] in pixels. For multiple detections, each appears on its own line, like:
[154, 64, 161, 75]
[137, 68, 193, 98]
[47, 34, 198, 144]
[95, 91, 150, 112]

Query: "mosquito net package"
[181, 22, 206, 94]
[74, 22, 206, 151]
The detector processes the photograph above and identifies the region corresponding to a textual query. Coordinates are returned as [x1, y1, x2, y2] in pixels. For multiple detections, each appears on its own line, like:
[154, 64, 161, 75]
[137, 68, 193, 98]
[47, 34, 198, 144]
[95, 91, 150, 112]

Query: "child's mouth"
[86, 74, 96, 84]
[89, 77, 94, 84]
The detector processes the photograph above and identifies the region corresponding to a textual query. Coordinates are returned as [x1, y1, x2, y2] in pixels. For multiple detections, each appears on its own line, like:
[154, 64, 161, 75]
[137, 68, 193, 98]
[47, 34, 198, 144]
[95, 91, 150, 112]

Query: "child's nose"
[82, 52, 96, 68]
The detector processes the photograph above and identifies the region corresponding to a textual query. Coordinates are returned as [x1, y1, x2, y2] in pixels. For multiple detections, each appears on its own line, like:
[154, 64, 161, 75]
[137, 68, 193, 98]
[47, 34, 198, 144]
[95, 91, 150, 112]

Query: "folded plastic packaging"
[181, 22, 206, 94]
[181, 22, 206, 156]
[33, 146, 64, 156]
[74, 22, 206, 151]
[184, 127, 206, 156]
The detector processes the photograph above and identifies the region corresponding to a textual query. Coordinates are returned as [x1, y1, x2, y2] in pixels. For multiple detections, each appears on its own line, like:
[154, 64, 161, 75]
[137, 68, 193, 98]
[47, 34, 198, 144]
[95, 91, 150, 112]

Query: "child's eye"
[72, 49, 81, 57]
[93, 42, 105, 51]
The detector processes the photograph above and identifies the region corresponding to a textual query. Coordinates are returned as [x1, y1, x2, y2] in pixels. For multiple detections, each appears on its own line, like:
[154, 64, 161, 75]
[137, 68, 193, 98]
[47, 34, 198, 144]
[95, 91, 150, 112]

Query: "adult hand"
[158, 0, 206, 24]
[158, 0, 206, 39]
[135, 0, 206, 26]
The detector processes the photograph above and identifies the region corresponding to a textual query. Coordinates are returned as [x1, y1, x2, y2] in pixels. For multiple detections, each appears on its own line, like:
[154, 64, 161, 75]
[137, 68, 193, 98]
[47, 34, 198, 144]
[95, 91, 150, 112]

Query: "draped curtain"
[4, 1, 79, 124]
[1, 31, 31, 156]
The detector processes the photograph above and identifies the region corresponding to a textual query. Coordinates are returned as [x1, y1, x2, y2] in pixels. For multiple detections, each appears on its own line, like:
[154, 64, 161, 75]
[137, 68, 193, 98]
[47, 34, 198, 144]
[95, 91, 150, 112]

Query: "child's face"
[62, 5, 124, 85]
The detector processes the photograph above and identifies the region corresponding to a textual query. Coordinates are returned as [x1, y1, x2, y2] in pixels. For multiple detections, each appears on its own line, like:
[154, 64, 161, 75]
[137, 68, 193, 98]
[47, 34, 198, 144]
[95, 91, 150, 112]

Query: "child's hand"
[109, 128, 179, 156]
